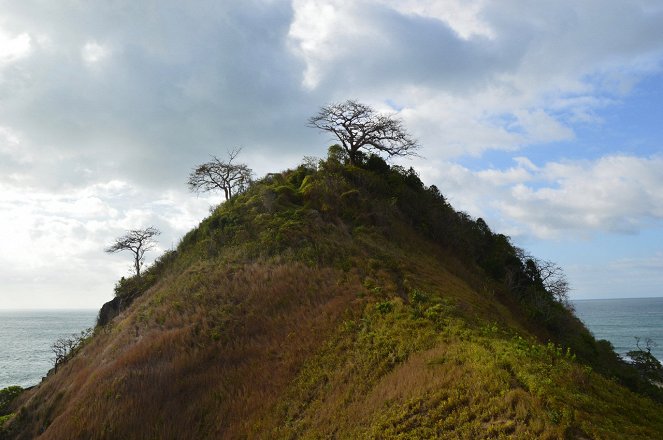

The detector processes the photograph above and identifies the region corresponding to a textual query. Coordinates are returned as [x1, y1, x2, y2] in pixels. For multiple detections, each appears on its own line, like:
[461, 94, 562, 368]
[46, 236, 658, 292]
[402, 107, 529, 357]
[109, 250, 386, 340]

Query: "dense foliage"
[0, 387, 23, 437]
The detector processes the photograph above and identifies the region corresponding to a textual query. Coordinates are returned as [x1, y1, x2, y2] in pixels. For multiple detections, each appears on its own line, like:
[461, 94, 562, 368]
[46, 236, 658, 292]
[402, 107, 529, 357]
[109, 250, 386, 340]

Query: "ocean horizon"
[573, 296, 663, 362]
[0, 309, 98, 389]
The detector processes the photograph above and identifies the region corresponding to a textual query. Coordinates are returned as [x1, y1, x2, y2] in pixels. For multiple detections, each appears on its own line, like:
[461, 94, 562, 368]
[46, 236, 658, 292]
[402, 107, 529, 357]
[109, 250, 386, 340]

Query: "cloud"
[376, 0, 494, 40]
[0, 1, 663, 306]
[0, 1, 317, 191]
[288, 1, 663, 159]
[81, 41, 109, 66]
[0, 179, 215, 308]
[0, 29, 31, 64]
[425, 154, 663, 238]
[0, 0, 661, 189]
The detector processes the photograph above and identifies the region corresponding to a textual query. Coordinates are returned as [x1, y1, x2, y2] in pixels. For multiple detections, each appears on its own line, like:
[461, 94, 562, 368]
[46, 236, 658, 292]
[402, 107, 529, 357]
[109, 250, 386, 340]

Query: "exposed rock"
[97, 296, 129, 326]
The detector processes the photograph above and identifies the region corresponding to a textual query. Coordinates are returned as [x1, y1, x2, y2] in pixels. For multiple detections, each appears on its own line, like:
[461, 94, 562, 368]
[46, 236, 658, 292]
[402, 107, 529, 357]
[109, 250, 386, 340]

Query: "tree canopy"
[188, 148, 253, 200]
[308, 100, 419, 165]
[105, 226, 160, 277]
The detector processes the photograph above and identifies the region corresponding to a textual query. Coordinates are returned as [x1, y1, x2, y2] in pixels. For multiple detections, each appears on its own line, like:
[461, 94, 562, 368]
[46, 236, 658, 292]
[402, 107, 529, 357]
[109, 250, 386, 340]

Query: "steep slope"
[3, 151, 663, 439]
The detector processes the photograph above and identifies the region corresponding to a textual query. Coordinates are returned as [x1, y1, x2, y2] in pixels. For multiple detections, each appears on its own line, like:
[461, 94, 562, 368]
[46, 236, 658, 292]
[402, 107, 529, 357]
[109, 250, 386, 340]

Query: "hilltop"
[2, 149, 663, 439]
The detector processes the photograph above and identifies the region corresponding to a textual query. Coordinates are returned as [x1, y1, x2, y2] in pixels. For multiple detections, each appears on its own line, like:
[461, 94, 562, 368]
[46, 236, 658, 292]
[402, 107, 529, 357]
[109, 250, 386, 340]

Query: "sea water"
[573, 297, 663, 362]
[0, 309, 97, 389]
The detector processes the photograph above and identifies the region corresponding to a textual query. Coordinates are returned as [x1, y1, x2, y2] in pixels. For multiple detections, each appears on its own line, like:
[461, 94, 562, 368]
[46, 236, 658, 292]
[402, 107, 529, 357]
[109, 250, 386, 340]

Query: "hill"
[2, 149, 663, 439]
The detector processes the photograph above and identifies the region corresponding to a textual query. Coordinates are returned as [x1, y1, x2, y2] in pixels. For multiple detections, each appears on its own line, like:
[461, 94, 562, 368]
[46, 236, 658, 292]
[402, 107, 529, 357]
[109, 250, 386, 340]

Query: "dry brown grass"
[13, 263, 360, 439]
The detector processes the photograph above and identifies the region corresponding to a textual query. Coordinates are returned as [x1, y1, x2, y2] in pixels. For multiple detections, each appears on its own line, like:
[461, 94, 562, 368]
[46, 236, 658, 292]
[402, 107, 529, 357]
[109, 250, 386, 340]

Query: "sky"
[0, 0, 662, 308]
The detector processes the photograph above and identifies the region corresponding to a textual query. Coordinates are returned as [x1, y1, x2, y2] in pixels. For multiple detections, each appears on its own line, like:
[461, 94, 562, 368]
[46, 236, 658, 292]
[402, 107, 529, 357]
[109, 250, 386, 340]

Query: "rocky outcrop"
[97, 296, 130, 326]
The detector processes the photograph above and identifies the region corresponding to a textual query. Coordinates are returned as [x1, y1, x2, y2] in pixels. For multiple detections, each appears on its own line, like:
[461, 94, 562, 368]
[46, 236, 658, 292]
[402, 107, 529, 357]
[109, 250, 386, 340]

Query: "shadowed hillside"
[2, 149, 662, 439]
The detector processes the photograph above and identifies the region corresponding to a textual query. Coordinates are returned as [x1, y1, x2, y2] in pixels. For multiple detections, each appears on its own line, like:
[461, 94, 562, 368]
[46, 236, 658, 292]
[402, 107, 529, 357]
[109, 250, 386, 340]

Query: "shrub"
[0, 386, 22, 416]
[376, 301, 395, 314]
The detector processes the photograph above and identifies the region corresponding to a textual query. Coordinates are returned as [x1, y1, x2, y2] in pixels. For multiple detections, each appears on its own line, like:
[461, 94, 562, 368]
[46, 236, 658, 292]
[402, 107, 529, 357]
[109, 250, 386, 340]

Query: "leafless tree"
[523, 254, 572, 308]
[51, 327, 93, 371]
[537, 259, 571, 306]
[188, 148, 253, 200]
[308, 100, 419, 165]
[105, 227, 160, 277]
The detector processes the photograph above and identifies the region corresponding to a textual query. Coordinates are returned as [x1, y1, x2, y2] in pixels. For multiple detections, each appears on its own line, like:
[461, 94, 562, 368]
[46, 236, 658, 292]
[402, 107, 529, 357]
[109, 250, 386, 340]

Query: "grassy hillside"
[3, 149, 662, 439]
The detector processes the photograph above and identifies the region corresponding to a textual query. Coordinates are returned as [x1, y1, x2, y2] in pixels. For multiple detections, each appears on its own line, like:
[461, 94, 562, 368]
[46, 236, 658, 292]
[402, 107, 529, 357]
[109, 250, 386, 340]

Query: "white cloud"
[376, 0, 494, 39]
[0, 0, 660, 188]
[0, 29, 31, 63]
[288, 0, 371, 89]
[287, 0, 663, 158]
[0, 180, 215, 308]
[0, 125, 32, 163]
[81, 41, 109, 65]
[427, 154, 663, 239]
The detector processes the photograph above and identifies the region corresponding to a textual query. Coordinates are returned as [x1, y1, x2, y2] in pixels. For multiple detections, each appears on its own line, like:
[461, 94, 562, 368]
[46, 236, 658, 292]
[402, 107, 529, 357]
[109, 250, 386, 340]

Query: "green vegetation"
[4, 149, 662, 439]
[0, 386, 23, 437]
[627, 338, 663, 384]
[274, 297, 663, 438]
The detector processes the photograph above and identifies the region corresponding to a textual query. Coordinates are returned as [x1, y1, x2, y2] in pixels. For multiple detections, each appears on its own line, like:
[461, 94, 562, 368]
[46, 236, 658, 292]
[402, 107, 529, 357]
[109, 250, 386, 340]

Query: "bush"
[376, 301, 394, 314]
[0, 387, 22, 416]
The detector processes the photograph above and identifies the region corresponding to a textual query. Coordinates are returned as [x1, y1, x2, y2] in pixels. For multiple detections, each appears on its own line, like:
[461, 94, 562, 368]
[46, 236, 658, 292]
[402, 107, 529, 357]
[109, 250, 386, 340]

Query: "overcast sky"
[1, 0, 662, 308]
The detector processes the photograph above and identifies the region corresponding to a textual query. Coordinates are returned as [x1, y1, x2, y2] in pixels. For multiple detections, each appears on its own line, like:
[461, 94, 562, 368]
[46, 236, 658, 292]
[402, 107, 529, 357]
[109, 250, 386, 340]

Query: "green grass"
[269, 290, 663, 439]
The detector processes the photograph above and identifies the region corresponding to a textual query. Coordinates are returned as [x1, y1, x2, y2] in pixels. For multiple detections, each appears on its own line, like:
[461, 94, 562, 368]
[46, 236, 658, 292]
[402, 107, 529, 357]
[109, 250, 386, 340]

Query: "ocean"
[573, 297, 663, 362]
[0, 309, 97, 389]
[1, 299, 662, 389]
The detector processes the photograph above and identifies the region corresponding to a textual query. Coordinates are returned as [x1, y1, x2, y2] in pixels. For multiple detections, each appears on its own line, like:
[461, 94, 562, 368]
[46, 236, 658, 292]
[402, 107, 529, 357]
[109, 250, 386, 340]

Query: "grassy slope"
[4, 154, 663, 439]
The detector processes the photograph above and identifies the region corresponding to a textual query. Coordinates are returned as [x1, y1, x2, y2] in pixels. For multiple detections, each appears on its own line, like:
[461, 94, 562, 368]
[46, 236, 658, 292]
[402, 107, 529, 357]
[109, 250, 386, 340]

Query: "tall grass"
[10, 264, 360, 439]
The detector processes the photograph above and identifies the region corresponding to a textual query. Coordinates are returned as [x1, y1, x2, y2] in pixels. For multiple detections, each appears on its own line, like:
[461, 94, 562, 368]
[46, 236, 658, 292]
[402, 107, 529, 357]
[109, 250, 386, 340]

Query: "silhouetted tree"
[188, 148, 253, 200]
[628, 337, 663, 383]
[534, 258, 571, 307]
[105, 227, 160, 277]
[308, 100, 419, 165]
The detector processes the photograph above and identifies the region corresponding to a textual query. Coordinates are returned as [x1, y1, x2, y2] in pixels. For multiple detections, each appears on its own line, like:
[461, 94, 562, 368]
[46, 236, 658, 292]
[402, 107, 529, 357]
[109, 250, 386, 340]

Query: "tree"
[105, 227, 160, 277]
[51, 328, 93, 371]
[517, 252, 571, 307]
[308, 100, 419, 165]
[627, 337, 663, 383]
[188, 148, 253, 200]
[534, 258, 571, 307]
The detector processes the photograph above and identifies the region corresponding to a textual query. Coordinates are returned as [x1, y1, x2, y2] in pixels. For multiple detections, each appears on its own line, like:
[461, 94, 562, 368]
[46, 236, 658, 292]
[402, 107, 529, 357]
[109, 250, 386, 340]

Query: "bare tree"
[51, 327, 93, 371]
[522, 254, 572, 308]
[105, 227, 160, 277]
[537, 259, 571, 306]
[308, 100, 419, 165]
[188, 148, 253, 200]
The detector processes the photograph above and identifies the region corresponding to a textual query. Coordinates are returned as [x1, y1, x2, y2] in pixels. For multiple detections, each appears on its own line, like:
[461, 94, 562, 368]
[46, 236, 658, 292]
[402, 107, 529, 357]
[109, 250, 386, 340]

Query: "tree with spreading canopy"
[105, 226, 160, 277]
[308, 100, 419, 165]
[188, 148, 253, 200]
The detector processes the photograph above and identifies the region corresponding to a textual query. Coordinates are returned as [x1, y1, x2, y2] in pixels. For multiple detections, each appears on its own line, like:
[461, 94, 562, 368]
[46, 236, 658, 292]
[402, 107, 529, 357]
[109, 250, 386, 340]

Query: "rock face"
[97, 296, 127, 326]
